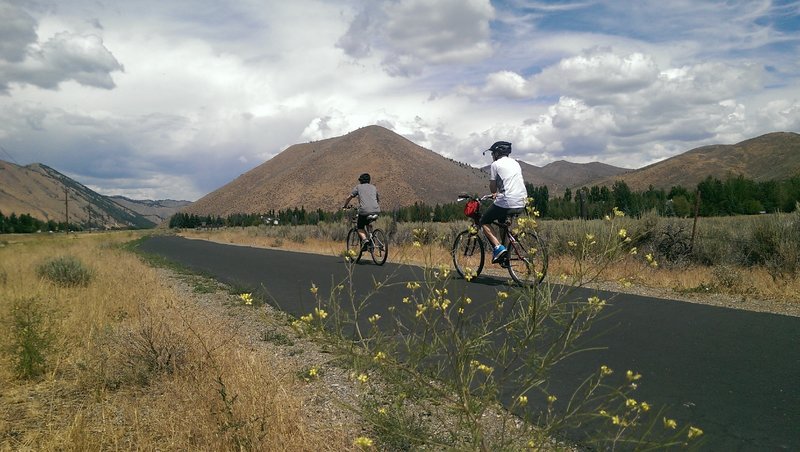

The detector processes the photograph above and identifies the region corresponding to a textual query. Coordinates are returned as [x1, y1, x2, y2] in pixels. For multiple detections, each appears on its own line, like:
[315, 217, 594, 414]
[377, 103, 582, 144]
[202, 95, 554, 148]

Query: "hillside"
[585, 132, 800, 191]
[515, 160, 628, 195]
[0, 161, 157, 229]
[182, 125, 491, 216]
[109, 196, 192, 225]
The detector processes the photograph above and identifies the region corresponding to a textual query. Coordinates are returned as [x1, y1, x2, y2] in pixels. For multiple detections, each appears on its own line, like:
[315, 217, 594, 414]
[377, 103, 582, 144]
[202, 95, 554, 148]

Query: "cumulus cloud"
[0, 2, 37, 63]
[0, 3, 123, 93]
[338, 0, 495, 77]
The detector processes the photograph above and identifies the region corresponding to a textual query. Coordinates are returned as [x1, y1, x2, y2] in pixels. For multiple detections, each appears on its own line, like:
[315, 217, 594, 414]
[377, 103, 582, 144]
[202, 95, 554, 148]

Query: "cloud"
[0, 2, 123, 93]
[0, 2, 37, 63]
[338, 0, 495, 77]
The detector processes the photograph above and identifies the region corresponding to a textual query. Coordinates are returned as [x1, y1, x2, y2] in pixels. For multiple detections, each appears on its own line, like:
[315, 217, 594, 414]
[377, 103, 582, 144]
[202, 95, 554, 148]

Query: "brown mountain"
[585, 132, 800, 191]
[0, 160, 168, 229]
[518, 160, 629, 195]
[182, 125, 491, 216]
[109, 196, 192, 225]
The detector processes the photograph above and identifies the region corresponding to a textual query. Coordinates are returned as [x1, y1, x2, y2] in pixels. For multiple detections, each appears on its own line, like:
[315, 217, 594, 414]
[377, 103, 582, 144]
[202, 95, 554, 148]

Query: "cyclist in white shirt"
[480, 141, 528, 263]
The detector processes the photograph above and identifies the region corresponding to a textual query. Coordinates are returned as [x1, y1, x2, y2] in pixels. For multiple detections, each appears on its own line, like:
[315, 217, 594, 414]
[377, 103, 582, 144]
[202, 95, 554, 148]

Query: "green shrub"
[5, 297, 57, 379]
[36, 255, 93, 287]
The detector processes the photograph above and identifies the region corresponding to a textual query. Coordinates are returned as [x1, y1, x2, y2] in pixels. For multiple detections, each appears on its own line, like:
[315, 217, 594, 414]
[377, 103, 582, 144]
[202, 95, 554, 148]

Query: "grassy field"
[0, 231, 355, 451]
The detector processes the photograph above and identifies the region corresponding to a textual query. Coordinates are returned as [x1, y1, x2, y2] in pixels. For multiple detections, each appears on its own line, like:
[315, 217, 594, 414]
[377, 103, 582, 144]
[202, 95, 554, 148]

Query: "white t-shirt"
[490, 157, 527, 209]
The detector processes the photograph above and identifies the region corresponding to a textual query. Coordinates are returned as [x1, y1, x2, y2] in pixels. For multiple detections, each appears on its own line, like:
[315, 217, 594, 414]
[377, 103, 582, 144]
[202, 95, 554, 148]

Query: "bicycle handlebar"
[457, 193, 493, 202]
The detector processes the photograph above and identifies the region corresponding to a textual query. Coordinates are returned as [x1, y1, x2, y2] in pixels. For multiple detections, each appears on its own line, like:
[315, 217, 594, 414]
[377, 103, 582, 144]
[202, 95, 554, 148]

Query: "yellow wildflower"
[547, 395, 557, 404]
[640, 402, 651, 412]
[626, 398, 637, 408]
[357, 373, 369, 384]
[353, 436, 373, 448]
[373, 351, 387, 362]
[688, 426, 704, 439]
[518, 395, 528, 406]
[600, 365, 613, 376]
[239, 293, 253, 305]
[369, 314, 381, 324]
[663, 417, 677, 429]
[497, 291, 508, 299]
[314, 307, 328, 319]
[618, 228, 627, 238]
[626, 370, 642, 381]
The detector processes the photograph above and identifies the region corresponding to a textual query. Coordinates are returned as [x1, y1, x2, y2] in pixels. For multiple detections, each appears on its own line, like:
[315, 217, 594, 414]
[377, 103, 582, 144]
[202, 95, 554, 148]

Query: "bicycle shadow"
[454, 274, 509, 287]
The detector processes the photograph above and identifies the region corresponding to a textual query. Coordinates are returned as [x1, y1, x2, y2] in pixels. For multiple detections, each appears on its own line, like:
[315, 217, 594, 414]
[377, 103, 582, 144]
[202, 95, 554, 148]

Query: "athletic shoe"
[491, 245, 507, 263]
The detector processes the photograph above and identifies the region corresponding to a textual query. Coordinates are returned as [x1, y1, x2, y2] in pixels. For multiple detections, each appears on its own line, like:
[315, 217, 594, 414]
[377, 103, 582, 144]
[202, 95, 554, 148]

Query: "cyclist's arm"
[489, 180, 498, 198]
[342, 193, 356, 208]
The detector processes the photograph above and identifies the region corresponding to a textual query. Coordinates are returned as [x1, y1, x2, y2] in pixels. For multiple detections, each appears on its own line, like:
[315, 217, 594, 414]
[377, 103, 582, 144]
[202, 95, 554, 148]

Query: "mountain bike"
[344, 207, 388, 265]
[452, 194, 547, 286]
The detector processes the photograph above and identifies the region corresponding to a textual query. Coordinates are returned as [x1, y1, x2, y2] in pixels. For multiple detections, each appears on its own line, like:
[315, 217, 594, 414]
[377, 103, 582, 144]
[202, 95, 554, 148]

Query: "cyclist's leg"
[356, 215, 369, 242]
[480, 205, 509, 261]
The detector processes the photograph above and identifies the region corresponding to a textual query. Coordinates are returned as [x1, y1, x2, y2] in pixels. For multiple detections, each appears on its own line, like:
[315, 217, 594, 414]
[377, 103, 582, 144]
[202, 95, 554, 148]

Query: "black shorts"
[357, 213, 378, 229]
[480, 204, 524, 226]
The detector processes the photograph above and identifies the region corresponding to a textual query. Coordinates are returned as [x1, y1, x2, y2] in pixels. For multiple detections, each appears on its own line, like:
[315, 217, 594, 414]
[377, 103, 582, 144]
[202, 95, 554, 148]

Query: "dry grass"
[0, 232, 356, 451]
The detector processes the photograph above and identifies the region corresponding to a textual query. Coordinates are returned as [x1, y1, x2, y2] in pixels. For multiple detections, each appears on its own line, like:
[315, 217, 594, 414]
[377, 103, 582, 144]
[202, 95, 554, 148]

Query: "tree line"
[0, 211, 73, 233]
[167, 174, 800, 229]
[6, 173, 798, 233]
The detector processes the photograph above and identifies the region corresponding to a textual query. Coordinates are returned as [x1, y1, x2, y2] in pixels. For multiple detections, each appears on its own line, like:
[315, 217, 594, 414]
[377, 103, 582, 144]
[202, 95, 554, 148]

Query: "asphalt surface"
[138, 235, 799, 450]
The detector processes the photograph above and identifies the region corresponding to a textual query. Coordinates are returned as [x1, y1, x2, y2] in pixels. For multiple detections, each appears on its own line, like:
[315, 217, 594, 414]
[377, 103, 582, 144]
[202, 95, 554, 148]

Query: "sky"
[1, 0, 799, 201]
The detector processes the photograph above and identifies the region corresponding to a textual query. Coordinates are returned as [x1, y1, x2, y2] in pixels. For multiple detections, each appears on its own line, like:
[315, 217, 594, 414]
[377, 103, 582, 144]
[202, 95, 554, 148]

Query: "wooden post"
[64, 187, 69, 233]
[690, 189, 701, 251]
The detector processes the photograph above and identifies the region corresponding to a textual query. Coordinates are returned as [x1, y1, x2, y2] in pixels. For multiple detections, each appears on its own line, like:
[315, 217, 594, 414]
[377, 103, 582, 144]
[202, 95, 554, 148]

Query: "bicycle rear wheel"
[506, 231, 547, 286]
[345, 227, 363, 263]
[370, 229, 388, 265]
[452, 230, 485, 280]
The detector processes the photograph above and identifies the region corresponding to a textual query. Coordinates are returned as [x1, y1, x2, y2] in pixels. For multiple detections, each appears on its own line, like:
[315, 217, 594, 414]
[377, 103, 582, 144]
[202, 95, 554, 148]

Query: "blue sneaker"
[492, 245, 507, 263]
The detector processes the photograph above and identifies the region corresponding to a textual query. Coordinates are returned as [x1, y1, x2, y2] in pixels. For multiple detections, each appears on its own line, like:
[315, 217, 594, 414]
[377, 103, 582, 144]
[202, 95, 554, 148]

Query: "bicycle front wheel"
[507, 232, 548, 286]
[345, 227, 363, 263]
[370, 229, 388, 265]
[452, 230, 485, 281]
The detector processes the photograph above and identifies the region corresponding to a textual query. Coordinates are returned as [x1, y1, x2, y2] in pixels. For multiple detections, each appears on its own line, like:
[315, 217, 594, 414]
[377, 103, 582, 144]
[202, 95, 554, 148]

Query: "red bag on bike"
[464, 199, 480, 218]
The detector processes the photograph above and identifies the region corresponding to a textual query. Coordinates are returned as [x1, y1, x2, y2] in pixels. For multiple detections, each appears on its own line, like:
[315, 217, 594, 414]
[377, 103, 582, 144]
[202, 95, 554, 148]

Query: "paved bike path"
[138, 235, 799, 450]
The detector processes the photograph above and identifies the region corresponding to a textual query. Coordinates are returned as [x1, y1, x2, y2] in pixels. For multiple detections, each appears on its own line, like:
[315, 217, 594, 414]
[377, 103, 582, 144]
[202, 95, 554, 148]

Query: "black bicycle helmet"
[358, 173, 371, 183]
[487, 141, 512, 157]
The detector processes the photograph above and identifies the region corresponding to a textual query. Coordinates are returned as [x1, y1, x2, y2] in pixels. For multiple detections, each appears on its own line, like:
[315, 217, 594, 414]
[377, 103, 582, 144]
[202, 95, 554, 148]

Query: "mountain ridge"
[0, 161, 188, 229]
[3, 128, 798, 225]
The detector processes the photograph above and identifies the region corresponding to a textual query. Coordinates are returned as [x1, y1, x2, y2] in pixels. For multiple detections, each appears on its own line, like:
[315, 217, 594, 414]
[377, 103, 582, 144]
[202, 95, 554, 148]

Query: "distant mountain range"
[0, 161, 190, 229]
[2, 127, 798, 227]
[182, 125, 632, 217]
[184, 126, 799, 217]
[589, 131, 800, 191]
